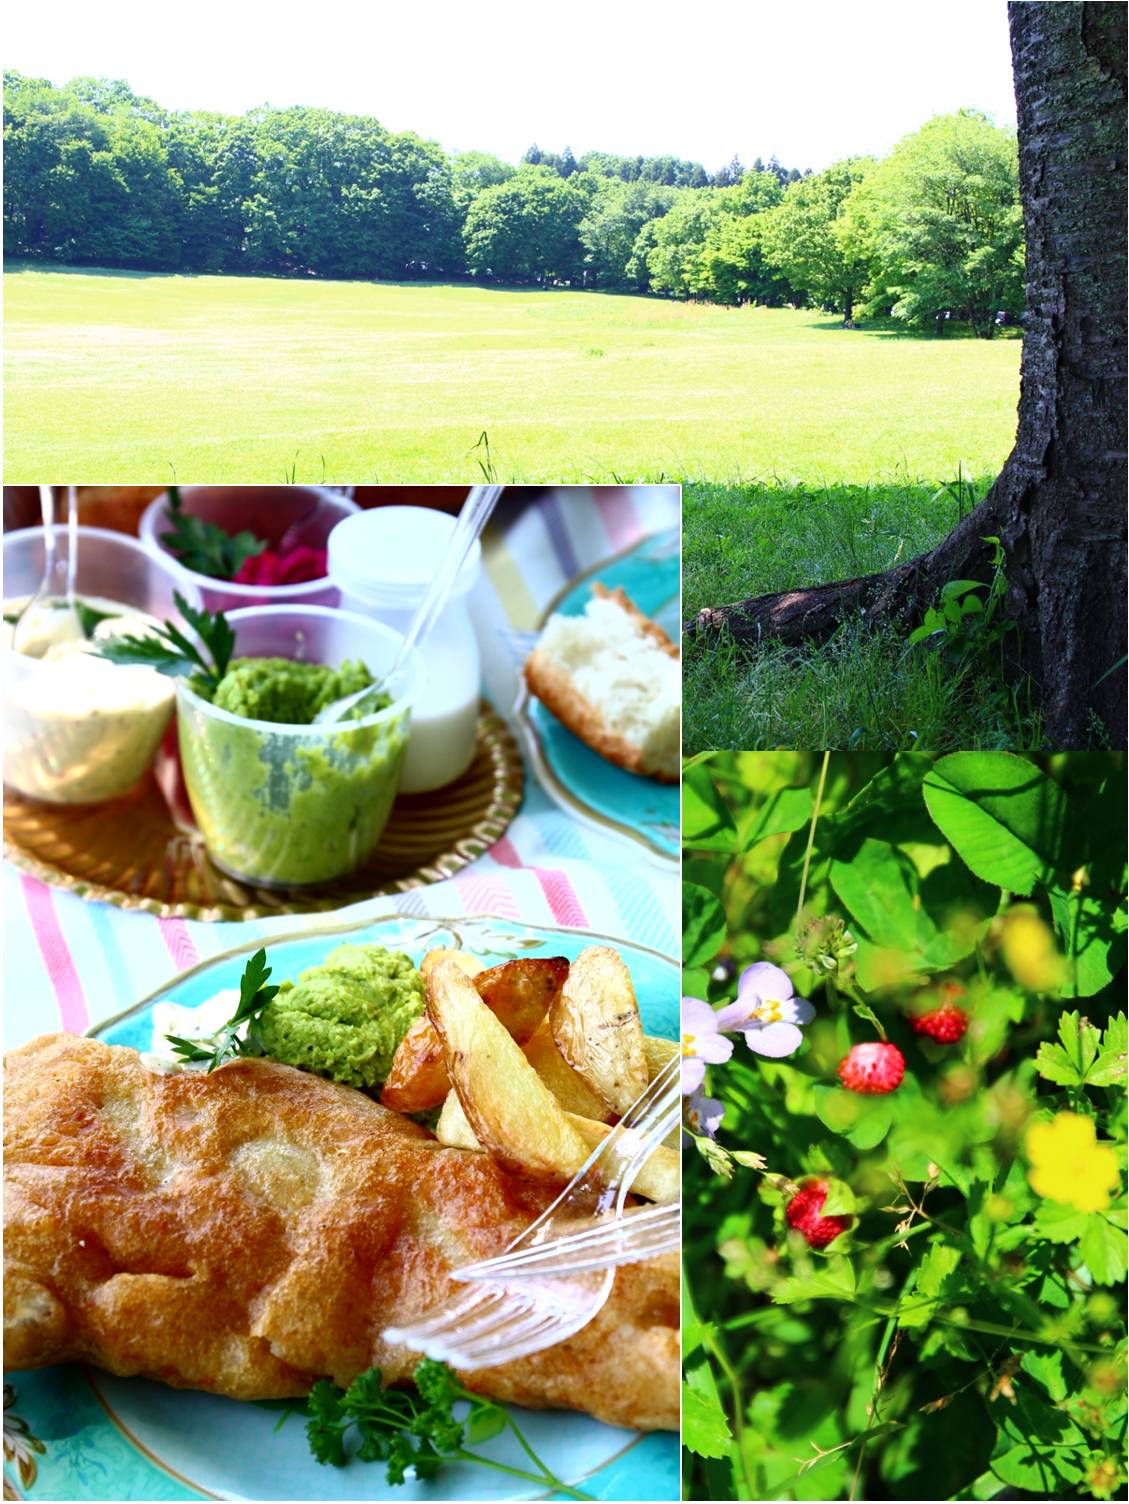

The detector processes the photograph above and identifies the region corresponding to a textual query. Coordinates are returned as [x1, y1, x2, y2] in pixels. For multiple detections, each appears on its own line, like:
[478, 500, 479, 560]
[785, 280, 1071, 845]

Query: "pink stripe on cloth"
[593, 488, 642, 551]
[158, 916, 201, 973]
[489, 836, 524, 868]
[533, 868, 589, 928]
[20, 875, 89, 1034]
[453, 874, 523, 921]
[484, 840, 589, 928]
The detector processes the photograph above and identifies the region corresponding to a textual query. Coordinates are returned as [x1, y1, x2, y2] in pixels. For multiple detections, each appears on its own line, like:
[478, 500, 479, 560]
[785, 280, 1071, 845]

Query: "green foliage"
[683, 752, 1127, 1502]
[759, 159, 875, 320]
[4, 77, 1021, 327]
[851, 111, 1023, 337]
[462, 167, 587, 284]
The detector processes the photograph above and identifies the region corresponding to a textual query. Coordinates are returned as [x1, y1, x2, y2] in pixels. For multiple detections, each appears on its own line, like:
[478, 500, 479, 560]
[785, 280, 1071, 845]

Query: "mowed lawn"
[4, 265, 1020, 483]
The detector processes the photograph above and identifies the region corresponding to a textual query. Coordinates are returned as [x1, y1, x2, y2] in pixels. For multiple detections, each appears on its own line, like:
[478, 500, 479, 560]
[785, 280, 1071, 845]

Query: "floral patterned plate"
[4, 913, 678, 1502]
[515, 530, 680, 865]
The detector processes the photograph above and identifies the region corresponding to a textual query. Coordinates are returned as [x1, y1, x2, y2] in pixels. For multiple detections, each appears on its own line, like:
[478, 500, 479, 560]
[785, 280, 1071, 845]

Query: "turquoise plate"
[4, 913, 678, 1503]
[516, 530, 679, 864]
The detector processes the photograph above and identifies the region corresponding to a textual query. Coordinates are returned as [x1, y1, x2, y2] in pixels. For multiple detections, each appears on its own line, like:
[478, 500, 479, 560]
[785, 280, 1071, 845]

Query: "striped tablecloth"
[3, 486, 680, 1045]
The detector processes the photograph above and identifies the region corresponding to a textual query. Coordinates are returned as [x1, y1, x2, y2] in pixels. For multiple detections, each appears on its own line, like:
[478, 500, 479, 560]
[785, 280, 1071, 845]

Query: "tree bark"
[690, 2, 1127, 748]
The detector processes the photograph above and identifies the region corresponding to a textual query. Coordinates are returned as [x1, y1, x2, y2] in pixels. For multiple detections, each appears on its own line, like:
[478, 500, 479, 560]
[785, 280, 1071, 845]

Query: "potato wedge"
[435, 1088, 481, 1152]
[475, 956, 570, 1040]
[551, 946, 649, 1115]
[419, 948, 485, 981]
[380, 1012, 450, 1114]
[426, 957, 592, 1181]
[434, 1088, 678, 1204]
[382, 954, 568, 1113]
[643, 1035, 677, 1075]
[523, 1019, 613, 1121]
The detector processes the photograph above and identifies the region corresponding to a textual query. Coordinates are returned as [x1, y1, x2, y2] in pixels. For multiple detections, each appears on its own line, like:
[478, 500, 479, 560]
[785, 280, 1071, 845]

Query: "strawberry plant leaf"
[742, 784, 813, 846]
[1034, 1010, 1099, 1087]
[1048, 886, 1125, 998]
[922, 752, 1067, 895]
[683, 764, 738, 851]
[1087, 1012, 1128, 1089]
[682, 1366, 732, 1461]
[683, 883, 727, 969]
[1080, 1208, 1129, 1285]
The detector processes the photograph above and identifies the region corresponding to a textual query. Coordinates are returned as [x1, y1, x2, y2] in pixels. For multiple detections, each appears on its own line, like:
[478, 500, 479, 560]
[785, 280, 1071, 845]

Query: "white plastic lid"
[327, 505, 482, 607]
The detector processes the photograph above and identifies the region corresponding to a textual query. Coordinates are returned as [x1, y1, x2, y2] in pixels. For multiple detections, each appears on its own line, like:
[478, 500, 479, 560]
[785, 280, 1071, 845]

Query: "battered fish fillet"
[4, 1034, 677, 1431]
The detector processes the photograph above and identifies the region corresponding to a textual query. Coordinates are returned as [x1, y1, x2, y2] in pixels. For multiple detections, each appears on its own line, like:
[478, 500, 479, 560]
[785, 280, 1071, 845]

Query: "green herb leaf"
[161, 489, 266, 581]
[165, 948, 276, 1071]
[302, 1360, 584, 1494]
[75, 601, 120, 639]
[93, 591, 233, 695]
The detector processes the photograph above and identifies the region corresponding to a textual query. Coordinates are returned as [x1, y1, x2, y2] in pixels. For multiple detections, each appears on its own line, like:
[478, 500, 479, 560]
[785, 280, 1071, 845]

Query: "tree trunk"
[690, 2, 1127, 748]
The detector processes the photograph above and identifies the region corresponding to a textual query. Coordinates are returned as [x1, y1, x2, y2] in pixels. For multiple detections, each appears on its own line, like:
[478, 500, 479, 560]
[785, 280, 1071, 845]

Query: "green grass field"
[4, 265, 1020, 483]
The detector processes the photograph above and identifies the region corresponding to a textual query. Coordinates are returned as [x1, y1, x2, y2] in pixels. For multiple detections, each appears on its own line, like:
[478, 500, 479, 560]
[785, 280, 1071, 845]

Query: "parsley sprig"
[300, 1360, 591, 1498]
[94, 591, 234, 696]
[165, 948, 278, 1071]
[160, 485, 266, 581]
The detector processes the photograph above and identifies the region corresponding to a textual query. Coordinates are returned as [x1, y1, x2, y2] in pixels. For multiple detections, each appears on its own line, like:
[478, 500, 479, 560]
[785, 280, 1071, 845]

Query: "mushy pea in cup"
[176, 606, 415, 887]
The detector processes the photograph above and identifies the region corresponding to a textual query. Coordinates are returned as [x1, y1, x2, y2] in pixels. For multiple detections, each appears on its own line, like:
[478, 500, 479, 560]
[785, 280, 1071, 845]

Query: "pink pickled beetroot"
[233, 545, 327, 586]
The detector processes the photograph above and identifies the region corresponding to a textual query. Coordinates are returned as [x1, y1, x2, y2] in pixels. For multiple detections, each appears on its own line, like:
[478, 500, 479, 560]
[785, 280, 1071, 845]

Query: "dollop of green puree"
[180, 655, 405, 887]
[259, 943, 424, 1088]
[209, 657, 380, 724]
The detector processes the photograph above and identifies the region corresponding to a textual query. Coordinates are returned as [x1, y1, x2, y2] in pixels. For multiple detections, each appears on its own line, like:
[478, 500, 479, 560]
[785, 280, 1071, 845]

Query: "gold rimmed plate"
[3, 704, 523, 920]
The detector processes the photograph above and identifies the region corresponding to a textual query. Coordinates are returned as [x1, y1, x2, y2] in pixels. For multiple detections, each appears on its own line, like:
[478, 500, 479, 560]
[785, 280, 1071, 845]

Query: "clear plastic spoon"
[11, 486, 82, 655]
[314, 484, 503, 724]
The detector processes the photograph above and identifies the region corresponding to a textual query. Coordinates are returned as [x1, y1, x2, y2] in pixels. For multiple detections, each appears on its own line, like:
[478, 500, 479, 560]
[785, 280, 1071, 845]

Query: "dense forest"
[4, 73, 1023, 331]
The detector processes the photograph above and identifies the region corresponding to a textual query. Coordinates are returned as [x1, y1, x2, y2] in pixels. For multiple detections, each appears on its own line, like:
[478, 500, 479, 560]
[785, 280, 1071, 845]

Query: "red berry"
[911, 1004, 969, 1044]
[785, 1180, 851, 1249]
[837, 1041, 905, 1094]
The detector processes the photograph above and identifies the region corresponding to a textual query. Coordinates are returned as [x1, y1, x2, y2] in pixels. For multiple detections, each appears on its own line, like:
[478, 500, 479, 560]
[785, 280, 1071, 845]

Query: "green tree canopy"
[850, 110, 1023, 336]
[462, 166, 585, 283]
[759, 158, 875, 322]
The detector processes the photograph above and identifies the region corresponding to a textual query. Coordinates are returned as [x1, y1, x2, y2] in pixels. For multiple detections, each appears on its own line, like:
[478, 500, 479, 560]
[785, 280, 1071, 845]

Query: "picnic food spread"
[524, 583, 680, 782]
[2, 940, 678, 1434]
[2, 596, 175, 805]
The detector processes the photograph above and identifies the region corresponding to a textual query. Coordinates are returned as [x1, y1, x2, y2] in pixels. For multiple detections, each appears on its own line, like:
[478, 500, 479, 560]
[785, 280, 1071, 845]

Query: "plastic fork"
[453, 1200, 680, 1280]
[383, 1055, 679, 1369]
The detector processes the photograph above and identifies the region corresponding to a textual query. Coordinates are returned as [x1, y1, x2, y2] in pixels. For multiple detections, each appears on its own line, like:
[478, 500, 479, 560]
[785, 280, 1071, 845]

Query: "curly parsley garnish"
[94, 591, 234, 696]
[298, 1360, 590, 1497]
[160, 485, 266, 581]
[165, 948, 278, 1071]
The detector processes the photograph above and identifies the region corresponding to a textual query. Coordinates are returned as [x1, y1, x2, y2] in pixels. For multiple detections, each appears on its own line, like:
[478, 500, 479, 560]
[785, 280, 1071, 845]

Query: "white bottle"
[327, 506, 482, 793]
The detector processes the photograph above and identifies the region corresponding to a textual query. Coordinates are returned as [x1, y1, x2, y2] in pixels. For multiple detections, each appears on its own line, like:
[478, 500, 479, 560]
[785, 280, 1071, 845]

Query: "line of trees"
[3, 72, 1023, 333]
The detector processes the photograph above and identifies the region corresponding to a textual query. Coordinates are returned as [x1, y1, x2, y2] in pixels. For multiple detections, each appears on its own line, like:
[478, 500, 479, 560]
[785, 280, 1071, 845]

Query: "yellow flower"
[1025, 1112, 1121, 1213]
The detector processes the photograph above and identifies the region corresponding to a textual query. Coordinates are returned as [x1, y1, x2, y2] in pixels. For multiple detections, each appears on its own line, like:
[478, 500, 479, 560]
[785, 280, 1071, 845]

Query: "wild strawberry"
[911, 1004, 969, 1043]
[837, 1041, 905, 1094]
[785, 1180, 851, 1249]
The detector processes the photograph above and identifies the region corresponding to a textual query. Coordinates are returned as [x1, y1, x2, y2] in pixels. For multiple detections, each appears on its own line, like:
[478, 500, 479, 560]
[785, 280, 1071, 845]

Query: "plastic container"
[3, 526, 200, 804]
[139, 487, 359, 613]
[175, 606, 414, 888]
[327, 506, 482, 793]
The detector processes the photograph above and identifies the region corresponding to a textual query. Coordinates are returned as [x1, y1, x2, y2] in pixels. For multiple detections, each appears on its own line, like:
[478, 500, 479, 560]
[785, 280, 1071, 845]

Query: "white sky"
[6, 0, 1017, 172]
